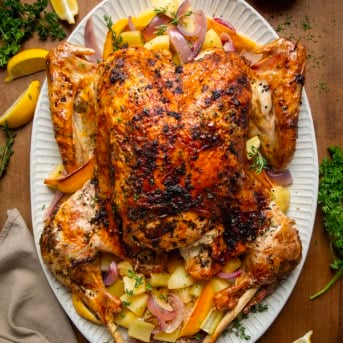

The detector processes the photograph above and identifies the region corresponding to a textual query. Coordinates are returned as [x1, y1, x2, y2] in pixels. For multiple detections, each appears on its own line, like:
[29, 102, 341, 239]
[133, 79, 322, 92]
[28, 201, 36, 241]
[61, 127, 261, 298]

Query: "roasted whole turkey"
[40, 37, 305, 340]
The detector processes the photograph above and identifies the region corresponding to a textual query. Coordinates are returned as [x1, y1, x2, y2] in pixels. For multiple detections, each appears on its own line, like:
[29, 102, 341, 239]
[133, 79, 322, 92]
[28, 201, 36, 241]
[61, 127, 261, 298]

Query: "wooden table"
[0, 1, 341, 342]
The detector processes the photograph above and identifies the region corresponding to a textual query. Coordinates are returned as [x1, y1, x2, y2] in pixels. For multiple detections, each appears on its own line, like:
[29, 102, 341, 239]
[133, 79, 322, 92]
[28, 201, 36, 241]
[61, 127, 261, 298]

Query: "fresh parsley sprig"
[310, 146, 343, 299]
[0, 0, 66, 67]
[0, 123, 16, 179]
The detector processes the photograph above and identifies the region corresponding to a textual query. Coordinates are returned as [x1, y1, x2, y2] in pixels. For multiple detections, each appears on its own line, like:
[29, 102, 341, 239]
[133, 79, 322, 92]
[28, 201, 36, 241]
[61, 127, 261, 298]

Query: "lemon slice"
[292, 330, 313, 343]
[50, 0, 79, 24]
[0, 81, 41, 128]
[5, 49, 49, 82]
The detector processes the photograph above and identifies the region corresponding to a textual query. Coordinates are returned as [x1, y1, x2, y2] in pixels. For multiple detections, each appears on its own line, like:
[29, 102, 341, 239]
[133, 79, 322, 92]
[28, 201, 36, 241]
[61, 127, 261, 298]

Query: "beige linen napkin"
[0, 209, 78, 343]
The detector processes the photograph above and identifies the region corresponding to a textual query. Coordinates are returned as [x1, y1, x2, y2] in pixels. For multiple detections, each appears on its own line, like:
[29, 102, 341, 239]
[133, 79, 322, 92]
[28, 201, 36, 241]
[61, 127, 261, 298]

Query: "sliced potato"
[168, 265, 195, 289]
[202, 28, 223, 50]
[210, 277, 230, 292]
[123, 272, 146, 295]
[153, 327, 181, 342]
[117, 260, 134, 277]
[128, 319, 155, 342]
[189, 283, 203, 297]
[246, 135, 261, 159]
[121, 293, 149, 317]
[131, 8, 157, 30]
[119, 31, 144, 47]
[172, 287, 192, 304]
[150, 272, 170, 287]
[114, 307, 137, 329]
[151, 0, 180, 17]
[144, 35, 170, 51]
[221, 257, 241, 273]
[272, 185, 291, 213]
[107, 279, 125, 297]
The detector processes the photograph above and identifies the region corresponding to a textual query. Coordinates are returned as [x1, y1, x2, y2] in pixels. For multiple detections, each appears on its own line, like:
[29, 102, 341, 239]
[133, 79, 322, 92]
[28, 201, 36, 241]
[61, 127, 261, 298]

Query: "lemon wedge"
[0, 81, 41, 128]
[50, 0, 79, 24]
[5, 49, 48, 82]
[292, 330, 313, 343]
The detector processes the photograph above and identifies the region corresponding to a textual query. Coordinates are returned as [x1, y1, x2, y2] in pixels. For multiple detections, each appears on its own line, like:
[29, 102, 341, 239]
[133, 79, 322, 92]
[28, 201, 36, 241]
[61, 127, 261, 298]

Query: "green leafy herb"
[154, 7, 193, 36]
[0, 123, 16, 178]
[103, 15, 123, 51]
[222, 303, 268, 340]
[310, 146, 343, 300]
[0, 0, 66, 67]
[122, 300, 131, 307]
[250, 303, 269, 313]
[223, 313, 251, 340]
[301, 15, 312, 31]
[127, 269, 143, 288]
[248, 146, 268, 174]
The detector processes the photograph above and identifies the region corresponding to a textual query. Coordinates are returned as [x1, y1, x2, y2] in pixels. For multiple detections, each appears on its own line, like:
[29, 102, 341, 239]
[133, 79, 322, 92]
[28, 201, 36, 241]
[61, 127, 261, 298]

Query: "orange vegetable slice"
[44, 156, 95, 193]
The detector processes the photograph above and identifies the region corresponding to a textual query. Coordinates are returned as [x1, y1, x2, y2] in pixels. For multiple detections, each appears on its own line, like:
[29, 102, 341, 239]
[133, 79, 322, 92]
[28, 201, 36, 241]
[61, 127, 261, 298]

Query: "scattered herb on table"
[310, 146, 343, 300]
[0, 123, 16, 178]
[0, 0, 66, 68]
[222, 303, 269, 340]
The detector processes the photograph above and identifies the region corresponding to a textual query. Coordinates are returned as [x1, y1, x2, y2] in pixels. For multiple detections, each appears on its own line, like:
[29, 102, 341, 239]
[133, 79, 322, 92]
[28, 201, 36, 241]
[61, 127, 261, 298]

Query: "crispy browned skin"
[47, 43, 97, 172]
[95, 46, 255, 277]
[213, 203, 302, 311]
[41, 40, 304, 332]
[40, 182, 123, 325]
[249, 38, 306, 169]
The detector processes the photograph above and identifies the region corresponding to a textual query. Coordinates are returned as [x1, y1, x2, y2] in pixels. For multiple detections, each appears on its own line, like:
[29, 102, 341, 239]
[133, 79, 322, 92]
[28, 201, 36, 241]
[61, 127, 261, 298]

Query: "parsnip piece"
[168, 265, 195, 289]
[128, 319, 155, 342]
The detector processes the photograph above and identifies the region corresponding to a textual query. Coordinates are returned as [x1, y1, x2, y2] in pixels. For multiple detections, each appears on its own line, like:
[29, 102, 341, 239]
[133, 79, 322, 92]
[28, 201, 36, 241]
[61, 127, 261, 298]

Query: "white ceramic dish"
[30, 0, 318, 342]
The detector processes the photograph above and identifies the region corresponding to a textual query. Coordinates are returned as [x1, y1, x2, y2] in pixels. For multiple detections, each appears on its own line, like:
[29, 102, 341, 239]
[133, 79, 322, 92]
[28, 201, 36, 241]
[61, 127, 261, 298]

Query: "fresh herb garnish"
[127, 269, 144, 288]
[154, 6, 193, 36]
[103, 15, 123, 51]
[0, 123, 16, 178]
[0, 0, 66, 67]
[310, 146, 343, 299]
[248, 146, 268, 174]
[223, 303, 269, 340]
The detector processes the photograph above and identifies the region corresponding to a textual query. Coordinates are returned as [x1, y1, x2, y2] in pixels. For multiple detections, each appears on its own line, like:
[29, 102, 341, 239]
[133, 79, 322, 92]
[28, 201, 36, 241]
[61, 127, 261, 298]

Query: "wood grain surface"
[0, 1, 341, 342]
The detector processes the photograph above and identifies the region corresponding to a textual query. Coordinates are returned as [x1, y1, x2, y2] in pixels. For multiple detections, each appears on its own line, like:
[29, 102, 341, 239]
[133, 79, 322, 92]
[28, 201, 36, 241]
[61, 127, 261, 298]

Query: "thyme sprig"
[103, 15, 123, 51]
[248, 145, 268, 174]
[153, 7, 193, 36]
[0, 123, 16, 178]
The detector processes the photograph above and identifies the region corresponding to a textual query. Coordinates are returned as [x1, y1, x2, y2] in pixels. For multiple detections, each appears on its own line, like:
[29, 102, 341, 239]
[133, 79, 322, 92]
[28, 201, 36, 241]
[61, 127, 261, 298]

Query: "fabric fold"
[0, 208, 78, 343]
